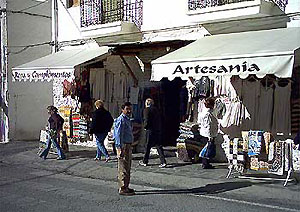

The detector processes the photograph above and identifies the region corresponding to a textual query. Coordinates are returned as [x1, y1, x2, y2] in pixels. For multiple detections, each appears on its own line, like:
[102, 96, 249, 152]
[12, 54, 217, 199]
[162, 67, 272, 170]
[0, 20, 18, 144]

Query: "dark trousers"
[143, 130, 166, 164]
[202, 158, 210, 166]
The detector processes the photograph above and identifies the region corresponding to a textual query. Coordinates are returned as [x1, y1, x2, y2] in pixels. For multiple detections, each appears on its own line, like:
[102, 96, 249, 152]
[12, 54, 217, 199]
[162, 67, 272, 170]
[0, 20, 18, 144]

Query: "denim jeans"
[40, 136, 65, 159]
[95, 132, 109, 159]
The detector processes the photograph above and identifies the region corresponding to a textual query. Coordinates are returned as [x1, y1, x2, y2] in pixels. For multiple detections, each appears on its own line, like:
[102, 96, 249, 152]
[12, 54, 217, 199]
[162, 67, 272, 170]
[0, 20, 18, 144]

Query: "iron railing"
[271, 0, 288, 11]
[188, 0, 288, 11]
[80, 0, 143, 29]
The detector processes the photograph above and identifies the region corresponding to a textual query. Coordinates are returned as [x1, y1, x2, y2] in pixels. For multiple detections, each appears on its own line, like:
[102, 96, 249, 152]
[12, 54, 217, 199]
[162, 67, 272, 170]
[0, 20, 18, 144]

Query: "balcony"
[188, 0, 287, 12]
[80, 0, 143, 43]
[187, 0, 290, 35]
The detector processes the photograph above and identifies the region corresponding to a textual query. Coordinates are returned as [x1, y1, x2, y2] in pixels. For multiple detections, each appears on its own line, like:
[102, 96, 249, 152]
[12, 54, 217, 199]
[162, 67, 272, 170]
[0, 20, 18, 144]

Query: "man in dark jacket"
[139, 98, 167, 168]
[39, 106, 66, 160]
[90, 100, 114, 162]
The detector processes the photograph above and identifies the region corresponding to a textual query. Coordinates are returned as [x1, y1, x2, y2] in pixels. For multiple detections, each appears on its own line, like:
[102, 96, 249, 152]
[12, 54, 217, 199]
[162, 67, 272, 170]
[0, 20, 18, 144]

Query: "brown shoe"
[119, 187, 135, 196]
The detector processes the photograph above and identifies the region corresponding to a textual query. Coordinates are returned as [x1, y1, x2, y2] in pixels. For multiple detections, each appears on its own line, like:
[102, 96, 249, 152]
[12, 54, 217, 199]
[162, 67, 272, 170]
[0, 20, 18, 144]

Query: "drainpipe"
[0, 10, 3, 142]
[0, 4, 8, 143]
[52, 0, 58, 53]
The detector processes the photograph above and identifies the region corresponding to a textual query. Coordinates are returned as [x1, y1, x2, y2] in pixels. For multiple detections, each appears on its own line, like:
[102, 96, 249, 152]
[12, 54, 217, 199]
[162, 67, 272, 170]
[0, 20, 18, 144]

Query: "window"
[81, 0, 143, 28]
[101, 0, 124, 23]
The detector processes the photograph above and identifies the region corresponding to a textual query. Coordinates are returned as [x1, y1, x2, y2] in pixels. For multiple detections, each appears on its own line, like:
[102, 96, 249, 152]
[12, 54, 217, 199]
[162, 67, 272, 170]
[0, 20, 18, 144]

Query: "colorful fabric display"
[250, 157, 268, 170]
[268, 141, 284, 175]
[248, 130, 263, 156]
[227, 138, 245, 165]
[293, 148, 300, 171]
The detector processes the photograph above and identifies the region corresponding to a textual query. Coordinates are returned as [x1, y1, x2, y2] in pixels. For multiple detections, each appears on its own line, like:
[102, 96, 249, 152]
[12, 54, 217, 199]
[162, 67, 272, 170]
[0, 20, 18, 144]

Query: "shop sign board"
[12, 68, 74, 82]
[151, 54, 295, 80]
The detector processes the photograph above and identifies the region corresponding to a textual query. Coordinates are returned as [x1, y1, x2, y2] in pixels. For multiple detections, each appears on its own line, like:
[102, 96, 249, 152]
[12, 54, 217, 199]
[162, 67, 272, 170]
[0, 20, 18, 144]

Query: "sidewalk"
[2, 141, 297, 190]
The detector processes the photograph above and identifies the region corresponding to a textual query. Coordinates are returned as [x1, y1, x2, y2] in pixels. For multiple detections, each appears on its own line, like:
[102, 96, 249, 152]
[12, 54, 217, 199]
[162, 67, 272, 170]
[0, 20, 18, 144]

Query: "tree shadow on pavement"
[135, 181, 269, 195]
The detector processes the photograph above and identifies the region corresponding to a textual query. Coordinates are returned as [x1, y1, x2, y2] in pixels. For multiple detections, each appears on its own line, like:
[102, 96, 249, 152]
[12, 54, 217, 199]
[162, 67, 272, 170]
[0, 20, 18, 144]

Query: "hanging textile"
[129, 87, 139, 104]
[272, 81, 291, 135]
[63, 79, 72, 97]
[268, 141, 284, 175]
[293, 147, 300, 171]
[194, 76, 211, 99]
[248, 130, 263, 156]
[257, 84, 274, 131]
[241, 80, 260, 130]
[89, 68, 106, 100]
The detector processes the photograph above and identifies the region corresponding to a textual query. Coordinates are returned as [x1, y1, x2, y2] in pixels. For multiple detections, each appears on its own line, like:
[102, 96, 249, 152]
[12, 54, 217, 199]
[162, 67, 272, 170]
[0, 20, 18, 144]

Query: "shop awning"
[12, 46, 110, 82]
[151, 27, 300, 81]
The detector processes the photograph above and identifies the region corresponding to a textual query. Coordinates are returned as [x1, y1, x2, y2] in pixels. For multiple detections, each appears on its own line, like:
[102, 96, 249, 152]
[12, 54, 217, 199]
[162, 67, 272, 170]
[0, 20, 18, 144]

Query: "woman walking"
[39, 106, 66, 160]
[90, 100, 114, 162]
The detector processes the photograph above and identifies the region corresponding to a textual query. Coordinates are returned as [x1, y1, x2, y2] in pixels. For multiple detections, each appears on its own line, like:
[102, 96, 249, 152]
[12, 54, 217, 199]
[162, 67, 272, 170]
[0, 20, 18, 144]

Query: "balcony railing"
[80, 0, 143, 29]
[188, 0, 288, 11]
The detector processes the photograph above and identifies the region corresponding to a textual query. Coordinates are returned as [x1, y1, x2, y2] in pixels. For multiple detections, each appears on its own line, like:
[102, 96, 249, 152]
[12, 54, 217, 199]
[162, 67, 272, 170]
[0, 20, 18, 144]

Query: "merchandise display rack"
[225, 133, 299, 186]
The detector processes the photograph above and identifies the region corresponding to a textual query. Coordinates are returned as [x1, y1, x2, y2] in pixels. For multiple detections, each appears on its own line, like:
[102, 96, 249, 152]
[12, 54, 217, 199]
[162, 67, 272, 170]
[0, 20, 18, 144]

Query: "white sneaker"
[139, 161, 147, 167]
[159, 163, 167, 168]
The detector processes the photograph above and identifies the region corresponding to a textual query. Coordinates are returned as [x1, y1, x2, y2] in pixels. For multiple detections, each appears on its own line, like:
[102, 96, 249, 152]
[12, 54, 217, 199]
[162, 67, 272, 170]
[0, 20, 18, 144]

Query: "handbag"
[199, 143, 208, 158]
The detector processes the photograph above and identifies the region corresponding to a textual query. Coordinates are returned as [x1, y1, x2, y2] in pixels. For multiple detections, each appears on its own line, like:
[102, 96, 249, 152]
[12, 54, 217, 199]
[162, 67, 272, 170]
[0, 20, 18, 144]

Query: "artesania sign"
[151, 54, 294, 80]
[12, 69, 73, 82]
[172, 61, 260, 75]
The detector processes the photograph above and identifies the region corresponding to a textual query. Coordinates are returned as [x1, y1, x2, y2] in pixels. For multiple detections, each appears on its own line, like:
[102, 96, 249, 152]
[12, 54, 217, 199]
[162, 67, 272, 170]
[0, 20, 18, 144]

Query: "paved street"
[0, 141, 300, 212]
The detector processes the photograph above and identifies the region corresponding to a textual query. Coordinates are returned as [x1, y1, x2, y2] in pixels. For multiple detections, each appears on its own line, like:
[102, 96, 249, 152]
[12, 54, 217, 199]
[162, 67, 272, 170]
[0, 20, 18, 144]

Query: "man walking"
[139, 98, 167, 168]
[90, 100, 114, 162]
[114, 102, 135, 196]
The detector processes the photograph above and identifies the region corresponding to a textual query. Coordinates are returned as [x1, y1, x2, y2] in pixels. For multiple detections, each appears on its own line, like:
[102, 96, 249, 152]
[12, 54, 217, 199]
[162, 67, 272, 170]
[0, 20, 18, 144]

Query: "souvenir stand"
[12, 46, 132, 150]
[150, 28, 300, 185]
[175, 74, 300, 186]
[223, 131, 299, 186]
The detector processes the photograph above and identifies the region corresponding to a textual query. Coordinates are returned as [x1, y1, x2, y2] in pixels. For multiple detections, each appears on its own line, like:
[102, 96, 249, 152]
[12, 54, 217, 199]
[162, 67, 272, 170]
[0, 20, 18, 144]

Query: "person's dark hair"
[121, 102, 132, 109]
[204, 97, 215, 109]
[47, 105, 58, 113]
[47, 105, 53, 111]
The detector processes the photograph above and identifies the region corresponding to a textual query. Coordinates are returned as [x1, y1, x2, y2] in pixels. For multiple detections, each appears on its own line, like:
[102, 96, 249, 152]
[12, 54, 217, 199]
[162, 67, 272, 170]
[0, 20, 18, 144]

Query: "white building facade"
[9, 0, 300, 142]
[7, 0, 52, 141]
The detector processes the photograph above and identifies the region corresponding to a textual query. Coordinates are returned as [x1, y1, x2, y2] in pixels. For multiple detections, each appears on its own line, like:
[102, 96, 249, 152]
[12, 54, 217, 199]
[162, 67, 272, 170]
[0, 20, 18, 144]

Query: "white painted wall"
[57, 0, 207, 42]
[7, 0, 52, 141]
[57, 0, 300, 44]
[142, 0, 190, 31]
[57, 0, 82, 42]
[286, 0, 300, 27]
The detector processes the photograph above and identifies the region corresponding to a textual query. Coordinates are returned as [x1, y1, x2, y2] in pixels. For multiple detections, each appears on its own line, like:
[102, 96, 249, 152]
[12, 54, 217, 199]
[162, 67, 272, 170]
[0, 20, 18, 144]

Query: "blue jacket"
[114, 113, 133, 148]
